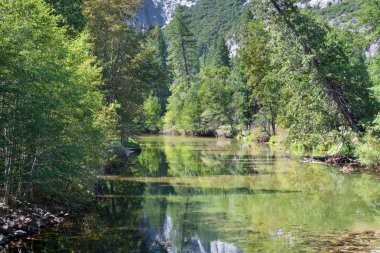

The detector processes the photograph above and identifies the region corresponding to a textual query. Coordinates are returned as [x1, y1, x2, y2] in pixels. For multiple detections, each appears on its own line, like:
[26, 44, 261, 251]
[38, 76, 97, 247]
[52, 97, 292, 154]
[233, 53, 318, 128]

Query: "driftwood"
[325, 155, 358, 166]
[254, 136, 270, 143]
[301, 155, 359, 166]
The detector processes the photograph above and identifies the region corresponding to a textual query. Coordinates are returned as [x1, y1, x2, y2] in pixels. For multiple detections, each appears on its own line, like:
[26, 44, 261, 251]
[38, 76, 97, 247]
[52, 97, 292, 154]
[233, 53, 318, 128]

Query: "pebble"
[0, 203, 79, 248]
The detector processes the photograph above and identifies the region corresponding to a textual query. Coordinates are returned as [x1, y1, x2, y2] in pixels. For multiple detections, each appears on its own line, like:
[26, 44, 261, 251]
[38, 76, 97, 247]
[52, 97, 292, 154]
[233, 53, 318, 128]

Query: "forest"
[1, 0, 380, 207]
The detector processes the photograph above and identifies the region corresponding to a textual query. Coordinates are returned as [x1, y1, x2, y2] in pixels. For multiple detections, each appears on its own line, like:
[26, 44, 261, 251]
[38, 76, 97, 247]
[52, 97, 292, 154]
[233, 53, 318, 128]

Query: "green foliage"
[143, 95, 163, 132]
[355, 133, 380, 167]
[43, 0, 85, 36]
[125, 139, 141, 149]
[240, 20, 278, 136]
[84, 0, 166, 139]
[167, 6, 199, 85]
[164, 66, 251, 136]
[184, 0, 246, 66]
[145, 26, 171, 110]
[0, 0, 109, 203]
[239, 2, 376, 148]
[213, 36, 231, 68]
[357, 0, 380, 39]
[317, 0, 364, 24]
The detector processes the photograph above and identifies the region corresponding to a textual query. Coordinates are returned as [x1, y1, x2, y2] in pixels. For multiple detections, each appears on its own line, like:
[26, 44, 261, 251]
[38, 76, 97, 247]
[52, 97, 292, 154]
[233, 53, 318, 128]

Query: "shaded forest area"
[1, 0, 380, 207]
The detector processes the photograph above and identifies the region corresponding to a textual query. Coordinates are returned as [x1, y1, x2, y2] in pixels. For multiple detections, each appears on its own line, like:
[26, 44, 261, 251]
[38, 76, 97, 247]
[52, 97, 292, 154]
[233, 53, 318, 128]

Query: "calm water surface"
[13, 136, 380, 252]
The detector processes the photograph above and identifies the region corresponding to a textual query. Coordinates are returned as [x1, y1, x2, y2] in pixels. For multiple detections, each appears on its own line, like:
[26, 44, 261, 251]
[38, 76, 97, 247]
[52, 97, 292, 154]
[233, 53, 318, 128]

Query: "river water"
[12, 136, 380, 252]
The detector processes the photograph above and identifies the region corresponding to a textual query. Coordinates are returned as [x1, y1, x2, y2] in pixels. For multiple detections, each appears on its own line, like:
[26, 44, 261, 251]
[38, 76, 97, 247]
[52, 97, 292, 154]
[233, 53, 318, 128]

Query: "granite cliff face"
[133, 0, 198, 29]
[133, 0, 378, 57]
[133, 0, 341, 30]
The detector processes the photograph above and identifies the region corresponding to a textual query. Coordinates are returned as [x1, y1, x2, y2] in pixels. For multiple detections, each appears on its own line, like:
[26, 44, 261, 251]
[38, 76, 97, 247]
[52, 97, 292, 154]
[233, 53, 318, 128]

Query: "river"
[11, 136, 380, 252]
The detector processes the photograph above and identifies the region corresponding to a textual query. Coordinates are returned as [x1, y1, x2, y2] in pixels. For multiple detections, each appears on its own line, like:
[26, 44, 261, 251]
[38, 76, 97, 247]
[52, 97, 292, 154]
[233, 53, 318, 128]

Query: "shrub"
[354, 133, 380, 168]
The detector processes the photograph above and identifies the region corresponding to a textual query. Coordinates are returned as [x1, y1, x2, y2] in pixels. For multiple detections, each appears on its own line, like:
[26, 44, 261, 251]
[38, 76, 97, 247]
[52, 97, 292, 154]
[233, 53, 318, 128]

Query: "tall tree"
[167, 6, 199, 86]
[241, 20, 279, 136]
[265, 0, 374, 132]
[147, 26, 168, 69]
[145, 26, 170, 110]
[84, 0, 151, 141]
[214, 36, 231, 68]
[0, 0, 109, 205]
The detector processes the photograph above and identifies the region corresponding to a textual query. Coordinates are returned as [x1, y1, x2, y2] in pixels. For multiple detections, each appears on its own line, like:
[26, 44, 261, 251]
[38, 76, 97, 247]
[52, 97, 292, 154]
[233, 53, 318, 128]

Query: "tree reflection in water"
[10, 136, 380, 253]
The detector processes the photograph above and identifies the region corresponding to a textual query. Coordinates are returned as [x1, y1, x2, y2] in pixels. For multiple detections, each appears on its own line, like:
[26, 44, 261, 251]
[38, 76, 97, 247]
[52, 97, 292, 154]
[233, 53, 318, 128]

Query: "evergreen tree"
[265, 0, 374, 133]
[146, 26, 170, 110]
[214, 36, 231, 68]
[147, 26, 168, 69]
[167, 6, 199, 85]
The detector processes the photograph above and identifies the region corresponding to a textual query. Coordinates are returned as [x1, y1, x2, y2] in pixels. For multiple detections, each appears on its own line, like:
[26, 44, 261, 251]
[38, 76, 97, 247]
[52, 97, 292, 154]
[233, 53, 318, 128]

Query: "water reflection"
[9, 136, 380, 252]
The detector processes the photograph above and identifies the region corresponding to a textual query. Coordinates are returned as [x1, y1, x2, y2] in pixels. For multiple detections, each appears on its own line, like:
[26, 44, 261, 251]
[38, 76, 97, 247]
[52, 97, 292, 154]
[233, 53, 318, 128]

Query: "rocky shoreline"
[0, 201, 85, 251]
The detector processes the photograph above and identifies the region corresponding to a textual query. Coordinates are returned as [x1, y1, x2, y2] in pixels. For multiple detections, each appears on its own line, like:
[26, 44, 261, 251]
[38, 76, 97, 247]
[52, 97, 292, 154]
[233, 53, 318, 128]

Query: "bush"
[269, 135, 278, 144]
[354, 133, 380, 168]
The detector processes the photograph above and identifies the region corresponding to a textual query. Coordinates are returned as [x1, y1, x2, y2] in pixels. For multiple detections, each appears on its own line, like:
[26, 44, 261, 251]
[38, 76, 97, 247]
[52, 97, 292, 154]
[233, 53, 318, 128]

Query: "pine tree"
[214, 36, 231, 68]
[167, 6, 199, 85]
[147, 26, 168, 69]
[146, 26, 170, 111]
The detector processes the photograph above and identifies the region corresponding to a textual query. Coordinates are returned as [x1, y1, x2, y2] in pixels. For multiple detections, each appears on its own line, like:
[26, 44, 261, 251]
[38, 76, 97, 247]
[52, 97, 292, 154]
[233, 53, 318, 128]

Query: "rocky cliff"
[133, 0, 198, 29]
[133, 0, 342, 30]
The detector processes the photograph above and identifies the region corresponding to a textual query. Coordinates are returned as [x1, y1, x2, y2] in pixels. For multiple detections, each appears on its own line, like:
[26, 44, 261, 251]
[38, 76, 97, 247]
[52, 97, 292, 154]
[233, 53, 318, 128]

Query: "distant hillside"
[316, 0, 365, 27]
[133, 0, 377, 62]
[184, 0, 247, 65]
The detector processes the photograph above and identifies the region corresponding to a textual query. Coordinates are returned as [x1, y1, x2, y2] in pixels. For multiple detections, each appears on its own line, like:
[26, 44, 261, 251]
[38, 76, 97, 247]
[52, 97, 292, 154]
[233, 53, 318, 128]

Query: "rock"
[1, 225, 11, 234]
[36, 219, 46, 228]
[341, 166, 354, 174]
[14, 230, 27, 237]
[24, 217, 32, 224]
[0, 235, 7, 244]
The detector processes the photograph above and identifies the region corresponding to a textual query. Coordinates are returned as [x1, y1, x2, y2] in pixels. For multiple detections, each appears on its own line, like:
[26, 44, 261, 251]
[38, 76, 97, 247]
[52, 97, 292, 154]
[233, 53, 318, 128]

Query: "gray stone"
[14, 230, 27, 237]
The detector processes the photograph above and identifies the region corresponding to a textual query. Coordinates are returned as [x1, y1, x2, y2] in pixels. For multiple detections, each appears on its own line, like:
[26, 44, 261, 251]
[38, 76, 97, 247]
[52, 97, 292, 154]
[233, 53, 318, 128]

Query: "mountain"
[133, 0, 377, 60]
[133, 0, 198, 29]
[133, 0, 345, 31]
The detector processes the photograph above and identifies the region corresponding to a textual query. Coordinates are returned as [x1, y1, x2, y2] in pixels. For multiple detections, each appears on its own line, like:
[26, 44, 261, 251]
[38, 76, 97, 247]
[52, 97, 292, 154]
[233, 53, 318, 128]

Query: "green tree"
[214, 36, 231, 68]
[199, 67, 236, 133]
[43, 0, 85, 36]
[266, 0, 374, 133]
[358, 0, 380, 39]
[0, 0, 109, 205]
[167, 6, 199, 85]
[143, 95, 163, 133]
[241, 20, 279, 136]
[145, 26, 170, 110]
[84, 0, 161, 140]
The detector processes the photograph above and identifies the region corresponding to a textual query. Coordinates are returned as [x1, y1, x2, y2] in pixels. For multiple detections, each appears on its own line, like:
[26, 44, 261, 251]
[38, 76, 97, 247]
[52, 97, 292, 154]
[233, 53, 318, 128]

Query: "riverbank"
[0, 200, 86, 250]
[300, 154, 380, 175]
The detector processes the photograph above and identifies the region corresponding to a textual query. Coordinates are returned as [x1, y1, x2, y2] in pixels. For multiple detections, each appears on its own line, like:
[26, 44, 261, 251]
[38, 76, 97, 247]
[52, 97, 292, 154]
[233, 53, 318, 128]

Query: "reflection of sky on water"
[139, 215, 243, 253]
